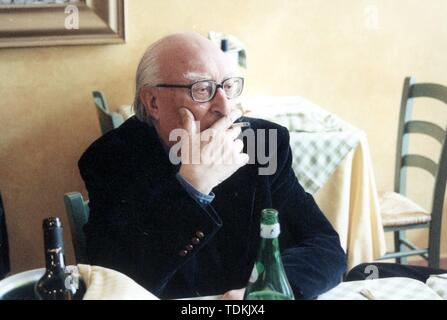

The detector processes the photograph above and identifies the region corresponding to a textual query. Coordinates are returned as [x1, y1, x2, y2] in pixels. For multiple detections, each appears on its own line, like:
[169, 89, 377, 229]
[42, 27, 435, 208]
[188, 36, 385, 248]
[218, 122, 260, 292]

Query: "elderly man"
[79, 32, 346, 300]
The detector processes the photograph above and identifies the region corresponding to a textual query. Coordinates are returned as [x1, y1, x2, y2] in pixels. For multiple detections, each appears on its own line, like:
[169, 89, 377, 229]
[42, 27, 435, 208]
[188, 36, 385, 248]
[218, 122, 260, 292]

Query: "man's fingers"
[227, 126, 242, 141]
[201, 125, 241, 146]
[219, 139, 247, 166]
[210, 109, 242, 132]
[179, 108, 197, 135]
[233, 139, 244, 153]
[220, 288, 245, 300]
[178, 108, 199, 165]
[235, 152, 250, 167]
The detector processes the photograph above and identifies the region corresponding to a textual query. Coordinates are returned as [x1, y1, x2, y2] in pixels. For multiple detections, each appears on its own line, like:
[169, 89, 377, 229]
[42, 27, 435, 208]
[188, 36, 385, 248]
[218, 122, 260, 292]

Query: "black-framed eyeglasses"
[155, 77, 244, 103]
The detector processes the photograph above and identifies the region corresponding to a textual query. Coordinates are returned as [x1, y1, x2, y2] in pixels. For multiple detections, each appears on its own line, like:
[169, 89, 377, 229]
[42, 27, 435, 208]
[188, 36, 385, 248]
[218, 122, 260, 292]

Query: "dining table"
[118, 96, 387, 270]
[1, 264, 445, 300]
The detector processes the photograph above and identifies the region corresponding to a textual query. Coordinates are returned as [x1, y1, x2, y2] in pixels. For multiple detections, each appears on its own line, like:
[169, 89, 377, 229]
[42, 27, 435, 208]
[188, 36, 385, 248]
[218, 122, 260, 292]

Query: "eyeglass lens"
[191, 78, 243, 102]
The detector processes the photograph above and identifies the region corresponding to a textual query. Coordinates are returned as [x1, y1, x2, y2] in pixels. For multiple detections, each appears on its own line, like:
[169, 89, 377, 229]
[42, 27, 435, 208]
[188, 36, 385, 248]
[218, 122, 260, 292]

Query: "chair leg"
[394, 230, 408, 265]
[428, 231, 440, 269]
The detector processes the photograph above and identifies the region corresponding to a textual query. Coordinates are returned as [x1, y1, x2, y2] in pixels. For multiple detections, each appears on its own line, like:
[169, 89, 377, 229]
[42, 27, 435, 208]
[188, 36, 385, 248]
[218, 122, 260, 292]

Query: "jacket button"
[179, 250, 188, 257]
[185, 244, 193, 251]
[191, 237, 200, 245]
[196, 231, 205, 239]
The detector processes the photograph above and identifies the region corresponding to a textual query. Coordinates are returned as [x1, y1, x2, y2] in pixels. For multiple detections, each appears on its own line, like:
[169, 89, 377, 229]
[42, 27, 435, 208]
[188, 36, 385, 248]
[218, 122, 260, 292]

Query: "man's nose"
[209, 88, 232, 116]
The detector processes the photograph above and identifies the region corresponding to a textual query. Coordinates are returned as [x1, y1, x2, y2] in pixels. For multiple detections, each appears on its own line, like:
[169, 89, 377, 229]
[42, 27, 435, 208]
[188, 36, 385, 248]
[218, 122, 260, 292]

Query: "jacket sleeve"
[270, 127, 347, 299]
[78, 140, 222, 297]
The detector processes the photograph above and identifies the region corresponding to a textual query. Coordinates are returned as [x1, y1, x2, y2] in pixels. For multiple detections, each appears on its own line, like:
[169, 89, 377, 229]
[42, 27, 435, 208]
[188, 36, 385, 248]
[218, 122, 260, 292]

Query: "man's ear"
[140, 87, 159, 121]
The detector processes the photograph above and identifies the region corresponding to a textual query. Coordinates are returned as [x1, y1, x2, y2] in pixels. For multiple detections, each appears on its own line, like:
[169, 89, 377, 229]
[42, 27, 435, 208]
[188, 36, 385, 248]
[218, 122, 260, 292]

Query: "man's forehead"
[183, 71, 238, 82]
[183, 71, 212, 81]
[159, 44, 239, 82]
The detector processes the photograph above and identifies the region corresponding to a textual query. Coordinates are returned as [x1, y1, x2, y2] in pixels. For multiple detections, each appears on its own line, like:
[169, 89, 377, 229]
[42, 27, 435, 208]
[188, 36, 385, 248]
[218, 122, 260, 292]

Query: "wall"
[0, 0, 446, 273]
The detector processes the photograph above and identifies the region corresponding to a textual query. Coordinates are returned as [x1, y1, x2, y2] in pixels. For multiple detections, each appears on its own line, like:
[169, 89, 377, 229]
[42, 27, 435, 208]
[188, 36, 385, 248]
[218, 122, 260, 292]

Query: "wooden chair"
[378, 76, 447, 268]
[64, 192, 90, 264]
[92, 91, 124, 134]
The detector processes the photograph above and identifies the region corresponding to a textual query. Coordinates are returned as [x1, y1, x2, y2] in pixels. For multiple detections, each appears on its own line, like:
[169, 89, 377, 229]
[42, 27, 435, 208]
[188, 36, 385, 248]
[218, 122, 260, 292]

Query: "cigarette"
[230, 122, 250, 129]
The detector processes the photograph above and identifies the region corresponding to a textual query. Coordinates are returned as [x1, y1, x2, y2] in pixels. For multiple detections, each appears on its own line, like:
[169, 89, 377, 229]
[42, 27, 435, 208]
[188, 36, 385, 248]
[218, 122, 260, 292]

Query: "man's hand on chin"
[177, 108, 249, 194]
[220, 288, 246, 300]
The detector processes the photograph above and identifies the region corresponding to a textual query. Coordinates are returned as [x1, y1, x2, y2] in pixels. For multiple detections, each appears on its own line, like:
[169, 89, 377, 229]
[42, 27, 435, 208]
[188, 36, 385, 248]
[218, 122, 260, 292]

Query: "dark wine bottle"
[34, 217, 73, 300]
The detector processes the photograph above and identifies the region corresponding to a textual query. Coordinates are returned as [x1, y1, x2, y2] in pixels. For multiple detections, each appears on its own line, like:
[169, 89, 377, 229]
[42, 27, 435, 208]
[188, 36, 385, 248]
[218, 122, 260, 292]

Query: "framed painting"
[0, 0, 126, 48]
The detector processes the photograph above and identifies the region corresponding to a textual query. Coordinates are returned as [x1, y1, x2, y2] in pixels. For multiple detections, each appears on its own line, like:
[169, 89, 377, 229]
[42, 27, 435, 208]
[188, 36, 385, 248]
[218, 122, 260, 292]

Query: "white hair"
[133, 41, 163, 125]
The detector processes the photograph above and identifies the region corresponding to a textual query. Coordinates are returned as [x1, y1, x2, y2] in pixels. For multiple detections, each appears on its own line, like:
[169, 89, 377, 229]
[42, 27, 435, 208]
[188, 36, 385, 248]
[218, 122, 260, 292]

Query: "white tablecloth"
[314, 133, 387, 269]
[318, 277, 443, 300]
[78, 264, 159, 300]
[79, 265, 446, 300]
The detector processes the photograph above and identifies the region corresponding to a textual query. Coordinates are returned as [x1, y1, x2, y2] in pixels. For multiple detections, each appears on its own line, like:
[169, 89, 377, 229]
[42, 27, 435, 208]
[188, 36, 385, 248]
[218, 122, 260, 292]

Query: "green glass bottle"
[244, 209, 295, 300]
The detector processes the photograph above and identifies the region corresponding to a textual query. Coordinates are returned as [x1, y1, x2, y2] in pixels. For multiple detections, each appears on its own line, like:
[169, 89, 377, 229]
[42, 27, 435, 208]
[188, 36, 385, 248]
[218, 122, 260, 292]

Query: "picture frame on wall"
[0, 0, 126, 48]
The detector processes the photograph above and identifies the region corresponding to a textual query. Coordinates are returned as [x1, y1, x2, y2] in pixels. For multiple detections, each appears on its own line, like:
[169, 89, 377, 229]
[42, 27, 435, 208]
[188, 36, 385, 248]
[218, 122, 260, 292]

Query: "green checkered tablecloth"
[287, 130, 359, 194]
[241, 96, 361, 195]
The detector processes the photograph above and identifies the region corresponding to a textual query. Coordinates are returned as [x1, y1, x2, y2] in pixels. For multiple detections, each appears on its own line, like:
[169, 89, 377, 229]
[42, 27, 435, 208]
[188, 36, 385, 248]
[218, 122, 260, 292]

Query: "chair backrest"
[92, 91, 124, 135]
[64, 192, 90, 264]
[92, 90, 109, 112]
[394, 76, 447, 264]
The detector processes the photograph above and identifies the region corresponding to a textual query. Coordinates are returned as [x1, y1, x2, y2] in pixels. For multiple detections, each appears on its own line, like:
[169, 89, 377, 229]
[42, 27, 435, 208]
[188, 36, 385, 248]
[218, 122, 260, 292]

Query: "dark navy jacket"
[78, 116, 346, 299]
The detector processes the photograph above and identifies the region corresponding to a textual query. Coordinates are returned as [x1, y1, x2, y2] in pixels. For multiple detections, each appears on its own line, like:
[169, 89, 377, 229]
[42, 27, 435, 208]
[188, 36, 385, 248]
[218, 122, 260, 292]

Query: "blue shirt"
[176, 174, 215, 205]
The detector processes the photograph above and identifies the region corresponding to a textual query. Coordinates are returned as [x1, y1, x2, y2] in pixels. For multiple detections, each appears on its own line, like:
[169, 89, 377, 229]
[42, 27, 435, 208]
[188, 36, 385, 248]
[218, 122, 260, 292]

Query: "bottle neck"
[258, 237, 282, 264]
[257, 223, 282, 266]
[43, 227, 66, 272]
[45, 250, 66, 272]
